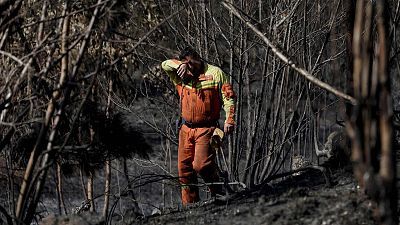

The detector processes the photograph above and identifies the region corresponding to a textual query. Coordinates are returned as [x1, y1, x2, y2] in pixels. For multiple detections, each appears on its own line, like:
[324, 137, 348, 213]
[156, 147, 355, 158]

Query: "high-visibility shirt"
[161, 59, 235, 125]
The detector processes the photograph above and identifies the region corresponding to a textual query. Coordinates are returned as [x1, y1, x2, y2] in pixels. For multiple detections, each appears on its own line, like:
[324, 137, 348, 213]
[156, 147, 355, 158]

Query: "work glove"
[210, 128, 224, 149]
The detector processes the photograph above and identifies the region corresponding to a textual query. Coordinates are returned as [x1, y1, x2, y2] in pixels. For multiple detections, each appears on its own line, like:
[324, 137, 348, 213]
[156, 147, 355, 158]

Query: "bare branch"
[222, 1, 357, 105]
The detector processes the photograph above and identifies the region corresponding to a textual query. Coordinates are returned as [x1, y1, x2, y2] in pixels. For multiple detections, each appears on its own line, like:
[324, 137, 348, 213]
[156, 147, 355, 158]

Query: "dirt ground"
[136, 169, 376, 225]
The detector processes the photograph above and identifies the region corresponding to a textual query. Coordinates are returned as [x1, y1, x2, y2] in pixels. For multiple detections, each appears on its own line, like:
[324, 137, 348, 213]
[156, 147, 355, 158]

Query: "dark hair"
[179, 46, 201, 61]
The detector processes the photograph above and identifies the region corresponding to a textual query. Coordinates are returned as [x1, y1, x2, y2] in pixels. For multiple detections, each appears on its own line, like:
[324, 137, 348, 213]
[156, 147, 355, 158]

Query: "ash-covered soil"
[137, 169, 376, 225]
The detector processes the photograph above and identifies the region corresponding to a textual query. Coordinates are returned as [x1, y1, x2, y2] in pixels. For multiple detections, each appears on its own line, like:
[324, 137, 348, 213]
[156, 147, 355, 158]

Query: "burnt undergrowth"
[138, 168, 376, 225]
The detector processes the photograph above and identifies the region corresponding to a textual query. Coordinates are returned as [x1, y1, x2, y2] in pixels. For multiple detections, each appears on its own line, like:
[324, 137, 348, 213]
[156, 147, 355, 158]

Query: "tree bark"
[349, 0, 397, 224]
[222, 1, 357, 105]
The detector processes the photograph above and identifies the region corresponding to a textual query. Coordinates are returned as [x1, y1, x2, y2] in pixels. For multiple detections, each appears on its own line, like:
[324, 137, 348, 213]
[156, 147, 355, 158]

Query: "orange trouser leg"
[178, 125, 199, 204]
[178, 125, 220, 205]
[192, 126, 220, 195]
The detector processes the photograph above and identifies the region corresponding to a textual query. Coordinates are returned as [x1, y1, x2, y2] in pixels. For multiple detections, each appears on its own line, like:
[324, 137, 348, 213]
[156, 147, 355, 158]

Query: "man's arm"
[219, 69, 236, 134]
[161, 59, 184, 85]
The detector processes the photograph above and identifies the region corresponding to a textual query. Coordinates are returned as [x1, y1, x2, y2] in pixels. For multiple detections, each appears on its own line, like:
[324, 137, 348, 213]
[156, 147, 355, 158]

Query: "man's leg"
[178, 125, 199, 204]
[192, 127, 222, 196]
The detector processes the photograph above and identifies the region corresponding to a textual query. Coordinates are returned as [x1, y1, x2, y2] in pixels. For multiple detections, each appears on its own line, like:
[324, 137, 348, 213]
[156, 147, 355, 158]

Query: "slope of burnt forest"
[136, 169, 376, 225]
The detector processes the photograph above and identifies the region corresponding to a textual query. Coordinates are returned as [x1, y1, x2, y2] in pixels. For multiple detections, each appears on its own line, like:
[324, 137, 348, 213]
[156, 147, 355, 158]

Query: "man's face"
[184, 56, 203, 77]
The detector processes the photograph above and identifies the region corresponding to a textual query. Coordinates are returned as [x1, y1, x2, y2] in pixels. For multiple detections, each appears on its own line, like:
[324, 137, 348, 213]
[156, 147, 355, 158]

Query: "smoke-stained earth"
[137, 169, 376, 225]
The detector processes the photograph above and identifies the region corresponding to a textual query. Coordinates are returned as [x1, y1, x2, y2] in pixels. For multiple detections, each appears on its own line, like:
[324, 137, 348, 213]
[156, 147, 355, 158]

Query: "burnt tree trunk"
[349, 0, 397, 224]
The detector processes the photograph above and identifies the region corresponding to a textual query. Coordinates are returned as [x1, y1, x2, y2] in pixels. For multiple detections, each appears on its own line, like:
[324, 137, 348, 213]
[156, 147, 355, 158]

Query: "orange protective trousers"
[178, 124, 220, 204]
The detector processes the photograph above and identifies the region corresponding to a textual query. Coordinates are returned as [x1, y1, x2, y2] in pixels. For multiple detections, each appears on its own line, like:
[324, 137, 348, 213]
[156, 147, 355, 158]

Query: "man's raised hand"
[177, 62, 188, 78]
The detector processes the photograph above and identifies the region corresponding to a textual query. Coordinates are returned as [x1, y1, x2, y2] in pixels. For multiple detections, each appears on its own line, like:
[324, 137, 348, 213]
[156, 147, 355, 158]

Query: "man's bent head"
[179, 46, 204, 77]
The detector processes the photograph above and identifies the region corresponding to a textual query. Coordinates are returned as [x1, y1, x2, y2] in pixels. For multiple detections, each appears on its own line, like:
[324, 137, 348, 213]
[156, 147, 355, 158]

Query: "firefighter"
[161, 47, 235, 205]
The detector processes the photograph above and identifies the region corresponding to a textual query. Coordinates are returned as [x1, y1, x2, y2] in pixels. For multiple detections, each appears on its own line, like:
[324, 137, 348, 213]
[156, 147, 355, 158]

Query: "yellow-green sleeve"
[161, 59, 182, 86]
[219, 69, 236, 125]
